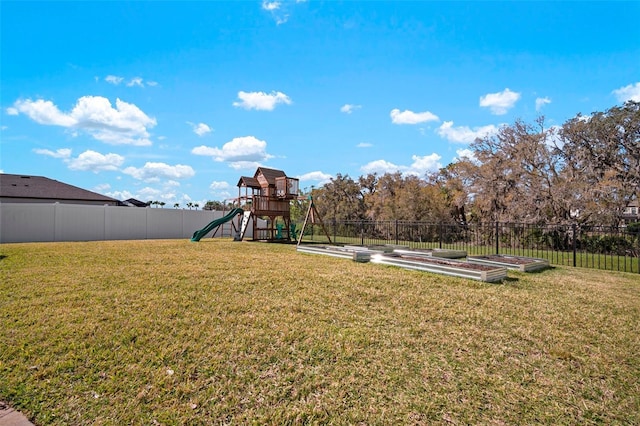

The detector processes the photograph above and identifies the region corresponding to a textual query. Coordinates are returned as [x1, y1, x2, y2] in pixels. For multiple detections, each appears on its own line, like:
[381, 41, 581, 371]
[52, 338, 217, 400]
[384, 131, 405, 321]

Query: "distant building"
[621, 198, 639, 224]
[121, 198, 150, 208]
[0, 173, 120, 206]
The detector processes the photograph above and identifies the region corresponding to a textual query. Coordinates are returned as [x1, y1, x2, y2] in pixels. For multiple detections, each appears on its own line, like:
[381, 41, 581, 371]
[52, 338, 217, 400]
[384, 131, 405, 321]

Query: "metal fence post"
[360, 220, 364, 246]
[495, 221, 500, 255]
[333, 218, 336, 243]
[572, 223, 577, 267]
[395, 220, 399, 245]
[439, 223, 443, 249]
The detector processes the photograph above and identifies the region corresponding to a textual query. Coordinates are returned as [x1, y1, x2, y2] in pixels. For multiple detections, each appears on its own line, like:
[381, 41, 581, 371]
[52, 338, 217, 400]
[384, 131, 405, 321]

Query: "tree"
[431, 161, 477, 224]
[463, 118, 567, 224]
[290, 188, 311, 223]
[559, 101, 640, 225]
[315, 174, 366, 222]
[174, 203, 180, 209]
[203, 201, 229, 211]
[366, 172, 404, 221]
[358, 173, 378, 219]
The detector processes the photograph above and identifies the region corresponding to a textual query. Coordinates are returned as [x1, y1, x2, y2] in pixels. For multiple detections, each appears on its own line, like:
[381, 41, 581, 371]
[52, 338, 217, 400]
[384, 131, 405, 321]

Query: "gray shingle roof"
[0, 173, 119, 203]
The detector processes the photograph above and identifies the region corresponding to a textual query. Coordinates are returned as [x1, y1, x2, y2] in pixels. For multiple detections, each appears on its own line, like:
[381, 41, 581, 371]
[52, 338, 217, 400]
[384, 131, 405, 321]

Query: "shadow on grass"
[0, 255, 7, 262]
[526, 266, 556, 274]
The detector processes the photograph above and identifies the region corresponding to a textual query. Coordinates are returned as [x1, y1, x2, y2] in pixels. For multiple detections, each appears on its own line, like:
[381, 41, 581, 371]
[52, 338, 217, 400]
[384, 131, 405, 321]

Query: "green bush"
[578, 234, 634, 255]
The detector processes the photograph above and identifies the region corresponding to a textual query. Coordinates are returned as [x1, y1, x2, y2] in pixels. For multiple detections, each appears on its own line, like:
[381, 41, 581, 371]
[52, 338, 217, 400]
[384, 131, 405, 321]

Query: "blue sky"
[2, 1, 639, 206]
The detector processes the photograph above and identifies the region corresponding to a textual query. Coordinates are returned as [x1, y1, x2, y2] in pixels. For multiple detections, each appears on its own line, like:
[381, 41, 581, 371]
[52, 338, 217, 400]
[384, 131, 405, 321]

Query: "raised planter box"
[370, 253, 507, 283]
[467, 255, 550, 272]
[392, 248, 467, 259]
[296, 245, 374, 262]
[344, 245, 396, 253]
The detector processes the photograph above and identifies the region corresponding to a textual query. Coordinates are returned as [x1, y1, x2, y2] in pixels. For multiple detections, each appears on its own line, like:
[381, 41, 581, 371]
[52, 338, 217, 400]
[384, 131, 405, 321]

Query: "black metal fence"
[297, 220, 640, 273]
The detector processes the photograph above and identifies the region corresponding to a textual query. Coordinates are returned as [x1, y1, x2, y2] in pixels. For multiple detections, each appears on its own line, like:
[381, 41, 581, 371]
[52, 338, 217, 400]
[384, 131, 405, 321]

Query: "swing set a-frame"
[296, 194, 332, 246]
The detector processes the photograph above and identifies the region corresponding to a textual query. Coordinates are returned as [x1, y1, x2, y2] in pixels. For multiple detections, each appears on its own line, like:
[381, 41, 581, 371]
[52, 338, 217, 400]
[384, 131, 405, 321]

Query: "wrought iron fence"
[297, 220, 640, 273]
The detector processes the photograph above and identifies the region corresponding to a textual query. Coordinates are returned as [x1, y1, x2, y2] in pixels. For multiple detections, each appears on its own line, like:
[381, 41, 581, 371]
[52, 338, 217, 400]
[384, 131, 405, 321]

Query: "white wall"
[0, 203, 249, 243]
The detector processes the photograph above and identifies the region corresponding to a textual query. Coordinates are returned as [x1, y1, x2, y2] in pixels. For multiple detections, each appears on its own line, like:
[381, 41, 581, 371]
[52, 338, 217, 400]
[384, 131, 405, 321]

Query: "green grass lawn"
[1, 239, 639, 425]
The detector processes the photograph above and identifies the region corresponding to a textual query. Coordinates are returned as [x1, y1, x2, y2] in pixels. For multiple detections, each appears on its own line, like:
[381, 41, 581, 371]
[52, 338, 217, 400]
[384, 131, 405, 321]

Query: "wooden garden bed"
[467, 255, 550, 272]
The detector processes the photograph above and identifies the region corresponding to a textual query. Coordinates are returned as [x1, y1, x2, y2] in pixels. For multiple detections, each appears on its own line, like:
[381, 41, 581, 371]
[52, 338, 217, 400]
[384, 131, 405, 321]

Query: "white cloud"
[209, 181, 230, 190]
[105, 189, 136, 201]
[454, 148, 477, 162]
[10, 96, 156, 146]
[361, 159, 403, 175]
[127, 77, 144, 87]
[6, 107, 18, 115]
[228, 161, 263, 170]
[191, 145, 218, 156]
[233, 91, 292, 111]
[33, 148, 72, 159]
[105, 75, 124, 85]
[356, 142, 373, 148]
[262, 1, 280, 11]
[612, 82, 640, 102]
[479, 88, 521, 115]
[535, 97, 551, 111]
[106, 182, 187, 204]
[189, 122, 212, 136]
[191, 136, 274, 168]
[390, 108, 439, 125]
[67, 150, 125, 172]
[297, 171, 333, 184]
[407, 154, 442, 176]
[123, 162, 195, 182]
[361, 154, 442, 177]
[261, 0, 292, 24]
[93, 183, 111, 193]
[437, 121, 499, 144]
[340, 104, 361, 114]
[105, 75, 157, 88]
[11, 99, 76, 126]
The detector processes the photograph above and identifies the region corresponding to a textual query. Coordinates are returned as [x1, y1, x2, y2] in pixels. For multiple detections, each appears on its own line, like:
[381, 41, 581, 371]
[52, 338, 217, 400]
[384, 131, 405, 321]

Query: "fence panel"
[0, 203, 238, 243]
[297, 220, 639, 273]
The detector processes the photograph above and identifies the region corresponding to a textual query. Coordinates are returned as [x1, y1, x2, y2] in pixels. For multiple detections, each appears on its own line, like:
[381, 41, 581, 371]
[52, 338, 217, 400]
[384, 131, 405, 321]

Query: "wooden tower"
[236, 167, 299, 241]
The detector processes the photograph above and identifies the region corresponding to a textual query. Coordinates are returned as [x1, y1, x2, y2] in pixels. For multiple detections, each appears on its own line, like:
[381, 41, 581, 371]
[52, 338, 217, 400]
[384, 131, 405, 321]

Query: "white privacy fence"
[0, 203, 250, 243]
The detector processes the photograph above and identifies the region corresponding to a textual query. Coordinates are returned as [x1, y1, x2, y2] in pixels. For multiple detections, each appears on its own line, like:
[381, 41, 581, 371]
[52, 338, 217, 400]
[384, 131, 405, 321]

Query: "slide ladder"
[238, 211, 252, 241]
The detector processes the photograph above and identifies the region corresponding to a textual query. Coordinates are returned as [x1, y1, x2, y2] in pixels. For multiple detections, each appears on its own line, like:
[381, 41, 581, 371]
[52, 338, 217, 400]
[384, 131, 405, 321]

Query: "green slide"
[190, 208, 244, 242]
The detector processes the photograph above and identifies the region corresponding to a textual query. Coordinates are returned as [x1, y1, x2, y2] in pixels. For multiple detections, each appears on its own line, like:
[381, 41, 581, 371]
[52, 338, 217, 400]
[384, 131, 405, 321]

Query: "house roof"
[122, 198, 150, 207]
[254, 167, 286, 186]
[237, 176, 261, 188]
[0, 173, 119, 203]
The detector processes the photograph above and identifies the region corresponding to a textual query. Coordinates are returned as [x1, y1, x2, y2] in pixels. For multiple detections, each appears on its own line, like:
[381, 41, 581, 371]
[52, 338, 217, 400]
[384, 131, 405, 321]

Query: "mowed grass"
[1, 240, 639, 425]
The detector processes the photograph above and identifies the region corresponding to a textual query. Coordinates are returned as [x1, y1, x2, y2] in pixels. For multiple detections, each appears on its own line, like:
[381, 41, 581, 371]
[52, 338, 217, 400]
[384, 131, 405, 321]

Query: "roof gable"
[237, 176, 261, 188]
[254, 167, 286, 186]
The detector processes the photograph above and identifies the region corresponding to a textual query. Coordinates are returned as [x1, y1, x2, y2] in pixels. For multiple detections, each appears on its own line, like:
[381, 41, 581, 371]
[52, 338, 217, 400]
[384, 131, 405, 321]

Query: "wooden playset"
[235, 167, 300, 241]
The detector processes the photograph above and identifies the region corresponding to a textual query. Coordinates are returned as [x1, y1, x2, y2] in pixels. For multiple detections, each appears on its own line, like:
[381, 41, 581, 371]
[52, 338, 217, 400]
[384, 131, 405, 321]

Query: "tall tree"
[466, 118, 567, 224]
[314, 174, 365, 222]
[559, 101, 640, 225]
